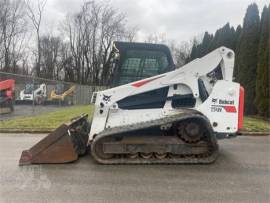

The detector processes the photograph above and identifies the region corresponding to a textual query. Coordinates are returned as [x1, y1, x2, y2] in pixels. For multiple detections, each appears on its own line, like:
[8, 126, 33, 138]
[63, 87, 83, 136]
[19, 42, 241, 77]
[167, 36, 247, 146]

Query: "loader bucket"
[19, 114, 90, 165]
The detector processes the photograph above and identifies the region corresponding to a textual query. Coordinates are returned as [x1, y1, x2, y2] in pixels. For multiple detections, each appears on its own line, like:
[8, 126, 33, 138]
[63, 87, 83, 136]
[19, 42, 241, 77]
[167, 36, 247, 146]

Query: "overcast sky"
[41, 0, 269, 43]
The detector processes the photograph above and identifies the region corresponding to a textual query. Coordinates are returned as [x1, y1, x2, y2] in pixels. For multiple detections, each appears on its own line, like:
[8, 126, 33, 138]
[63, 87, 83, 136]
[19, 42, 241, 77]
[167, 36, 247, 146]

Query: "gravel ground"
[0, 134, 269, 203]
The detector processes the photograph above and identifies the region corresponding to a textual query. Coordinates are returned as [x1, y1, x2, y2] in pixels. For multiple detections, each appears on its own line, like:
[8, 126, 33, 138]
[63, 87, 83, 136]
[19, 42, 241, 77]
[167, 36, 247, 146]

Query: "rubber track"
[91, 111, 219, 164]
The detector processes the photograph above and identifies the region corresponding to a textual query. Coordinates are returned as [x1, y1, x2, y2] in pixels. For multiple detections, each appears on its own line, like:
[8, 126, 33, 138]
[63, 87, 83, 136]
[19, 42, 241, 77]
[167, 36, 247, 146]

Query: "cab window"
[118, 50, 169, 85]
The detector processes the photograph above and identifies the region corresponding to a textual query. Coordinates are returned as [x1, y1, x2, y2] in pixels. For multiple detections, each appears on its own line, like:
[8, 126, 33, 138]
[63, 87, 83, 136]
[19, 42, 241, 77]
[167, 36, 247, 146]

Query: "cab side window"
[118, 50, 169, 85]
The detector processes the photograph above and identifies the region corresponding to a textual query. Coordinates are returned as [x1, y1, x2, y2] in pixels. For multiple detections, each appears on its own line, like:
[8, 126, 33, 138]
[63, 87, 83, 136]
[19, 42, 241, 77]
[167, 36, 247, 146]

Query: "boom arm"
[162, 46, 234, 98]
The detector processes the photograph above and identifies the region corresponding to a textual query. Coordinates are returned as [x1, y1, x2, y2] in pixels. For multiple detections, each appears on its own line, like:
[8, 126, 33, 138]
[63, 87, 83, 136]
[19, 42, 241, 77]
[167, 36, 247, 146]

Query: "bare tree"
[169, 40, 193, 67]
[144, 32, 192, 67]
[0, 0, 28, 73]
[59, 42, 74, 82]
[125, 26, 138, 42]
[39, 35, 62, 79]
[145, 32, 167, 44]
[61, 1, 131, 85]
[25, 0, 47, 77]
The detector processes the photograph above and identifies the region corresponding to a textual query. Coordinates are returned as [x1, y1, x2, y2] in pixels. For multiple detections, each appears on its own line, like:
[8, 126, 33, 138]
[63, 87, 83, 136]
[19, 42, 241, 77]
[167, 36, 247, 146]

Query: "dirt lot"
[0, 134, 269, 203]
[0, 105, 67, 121]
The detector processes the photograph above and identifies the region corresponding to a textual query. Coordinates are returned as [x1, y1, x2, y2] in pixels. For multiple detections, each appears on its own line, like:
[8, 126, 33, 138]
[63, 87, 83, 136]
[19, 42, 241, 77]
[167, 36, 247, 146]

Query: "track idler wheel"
[93, 137, 114, 160]
[178, 120, 203, 144]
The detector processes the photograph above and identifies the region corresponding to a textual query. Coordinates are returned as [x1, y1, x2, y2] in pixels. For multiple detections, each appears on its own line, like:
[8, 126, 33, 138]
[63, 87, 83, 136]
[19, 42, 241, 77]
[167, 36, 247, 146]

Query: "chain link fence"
[0, 71, 106, 119]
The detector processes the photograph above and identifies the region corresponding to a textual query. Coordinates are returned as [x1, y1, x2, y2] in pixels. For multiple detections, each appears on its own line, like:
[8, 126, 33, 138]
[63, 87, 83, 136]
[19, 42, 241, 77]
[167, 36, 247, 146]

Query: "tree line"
[0, 0, 136, 85]
[0, 0, 199, 84]
[188, 3, 269, 117]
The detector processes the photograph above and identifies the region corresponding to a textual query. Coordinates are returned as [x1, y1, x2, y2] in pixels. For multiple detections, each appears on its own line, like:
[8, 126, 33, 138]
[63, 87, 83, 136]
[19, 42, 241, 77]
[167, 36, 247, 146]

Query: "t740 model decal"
[211, 105, 236, 113]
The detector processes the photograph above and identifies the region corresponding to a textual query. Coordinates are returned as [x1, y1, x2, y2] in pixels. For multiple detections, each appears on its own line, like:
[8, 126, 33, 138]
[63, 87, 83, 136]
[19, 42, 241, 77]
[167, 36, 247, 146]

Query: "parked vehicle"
[19, 83, 47, 105]
[0, 79, 15, 114]
[49, 83, 75, 105]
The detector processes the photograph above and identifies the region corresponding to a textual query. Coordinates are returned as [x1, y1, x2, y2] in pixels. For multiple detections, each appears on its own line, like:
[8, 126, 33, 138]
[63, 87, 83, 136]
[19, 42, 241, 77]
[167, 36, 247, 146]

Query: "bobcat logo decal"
[102, 94, 112, 102]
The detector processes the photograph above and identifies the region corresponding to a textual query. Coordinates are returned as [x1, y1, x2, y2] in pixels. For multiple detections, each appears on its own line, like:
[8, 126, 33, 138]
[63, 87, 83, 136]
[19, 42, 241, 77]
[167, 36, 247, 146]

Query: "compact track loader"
[18, 83, 47, 105]
[19, 42, 244, 165]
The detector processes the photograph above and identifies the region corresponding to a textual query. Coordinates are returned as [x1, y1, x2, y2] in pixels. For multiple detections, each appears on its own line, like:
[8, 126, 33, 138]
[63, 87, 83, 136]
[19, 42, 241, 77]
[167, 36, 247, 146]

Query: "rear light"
[238, 86, 244, 130]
